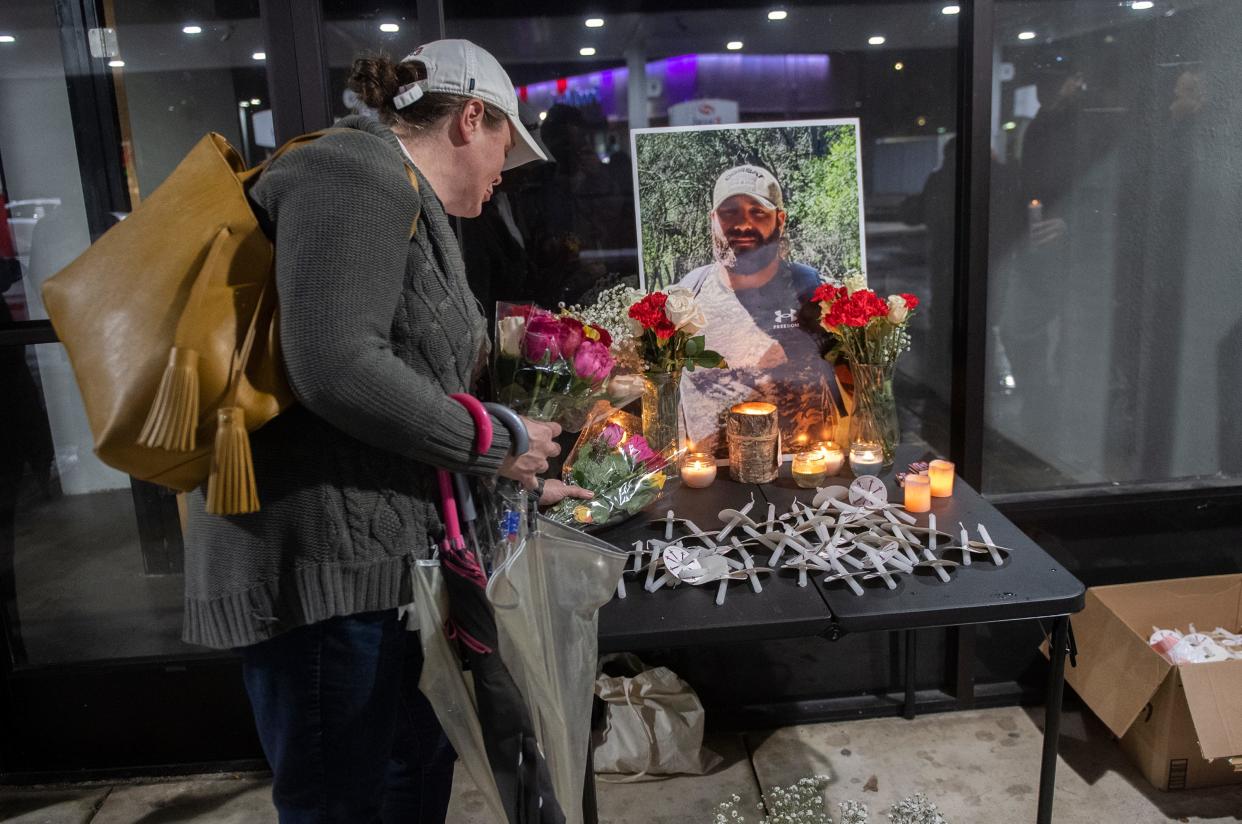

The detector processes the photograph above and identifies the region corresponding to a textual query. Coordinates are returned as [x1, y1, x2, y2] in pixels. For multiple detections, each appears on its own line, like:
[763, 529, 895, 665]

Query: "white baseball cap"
[712, 165, 784, 211]
[395, 39, 547, 172]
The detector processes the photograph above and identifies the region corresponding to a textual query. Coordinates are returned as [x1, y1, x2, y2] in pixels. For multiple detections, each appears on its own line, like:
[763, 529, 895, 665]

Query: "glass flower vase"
[846, 361, 899, 468]
[641, 369, 682, 461]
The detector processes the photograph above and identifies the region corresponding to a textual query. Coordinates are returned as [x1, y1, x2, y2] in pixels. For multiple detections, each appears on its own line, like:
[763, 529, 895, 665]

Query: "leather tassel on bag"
[205, 407, 259, 515]
[138, 347, 200, 451]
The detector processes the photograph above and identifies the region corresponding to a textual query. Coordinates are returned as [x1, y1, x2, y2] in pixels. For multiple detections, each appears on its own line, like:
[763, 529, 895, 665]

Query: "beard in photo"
[712, 217, 783, 276]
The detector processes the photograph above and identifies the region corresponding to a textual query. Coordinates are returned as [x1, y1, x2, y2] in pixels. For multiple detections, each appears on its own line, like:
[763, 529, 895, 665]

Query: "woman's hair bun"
[347, 53, 422, 116]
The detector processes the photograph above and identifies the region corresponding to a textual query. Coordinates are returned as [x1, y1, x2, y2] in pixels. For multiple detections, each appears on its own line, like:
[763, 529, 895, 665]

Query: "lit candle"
[792, 448, 830, 489]
[679, 453, 717, 489]
[928, 459, 955, 497]
[727, 402, 780, 484]
[903, 473, 931, 513]
[1028, 198, 1043, 232]
[819, 440, 845, 475]
[849, 442, 884, 476]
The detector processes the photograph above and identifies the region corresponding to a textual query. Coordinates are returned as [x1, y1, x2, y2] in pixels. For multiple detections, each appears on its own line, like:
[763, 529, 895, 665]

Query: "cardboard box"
[1063, 574, 1242, 790]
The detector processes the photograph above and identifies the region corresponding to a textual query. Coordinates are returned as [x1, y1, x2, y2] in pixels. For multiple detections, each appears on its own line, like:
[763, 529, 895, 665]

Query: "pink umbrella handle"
[450, 393, 493, 455]
[436, 469, 464, 550]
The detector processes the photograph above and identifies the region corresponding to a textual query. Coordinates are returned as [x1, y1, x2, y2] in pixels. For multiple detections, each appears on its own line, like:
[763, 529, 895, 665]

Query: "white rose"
[679, 307, 707, 336]
[887, 294, 909, 324]
[498, 315, 526, 356]
[626, 315, 646, 337]
[663, 287, 699, 330]
[844, 273, 867, 295]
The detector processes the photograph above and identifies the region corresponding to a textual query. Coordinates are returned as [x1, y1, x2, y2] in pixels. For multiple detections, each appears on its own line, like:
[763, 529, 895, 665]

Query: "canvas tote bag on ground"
[593, 653, 722, 779]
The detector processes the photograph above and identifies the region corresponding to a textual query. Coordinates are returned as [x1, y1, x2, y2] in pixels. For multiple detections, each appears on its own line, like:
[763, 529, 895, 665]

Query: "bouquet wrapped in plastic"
[547, 412, 679, 529]
[494, 303, 638, 432]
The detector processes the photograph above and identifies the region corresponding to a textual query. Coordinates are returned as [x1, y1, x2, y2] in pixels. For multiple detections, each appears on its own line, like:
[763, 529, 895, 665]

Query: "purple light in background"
[518, 53, 830, 121]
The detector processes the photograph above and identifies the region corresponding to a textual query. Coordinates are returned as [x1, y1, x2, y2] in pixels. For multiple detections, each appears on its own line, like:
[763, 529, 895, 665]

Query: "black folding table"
[591, 456, 1084, 824]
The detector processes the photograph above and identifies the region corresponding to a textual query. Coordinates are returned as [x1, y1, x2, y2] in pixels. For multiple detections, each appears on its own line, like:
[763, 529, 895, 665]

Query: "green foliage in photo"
[634, 123, 863, 289]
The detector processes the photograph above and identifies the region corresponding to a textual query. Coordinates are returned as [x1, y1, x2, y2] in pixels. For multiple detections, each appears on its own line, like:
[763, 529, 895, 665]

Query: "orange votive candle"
[903, 474, 931, 513]
[928, 459, 955, 497]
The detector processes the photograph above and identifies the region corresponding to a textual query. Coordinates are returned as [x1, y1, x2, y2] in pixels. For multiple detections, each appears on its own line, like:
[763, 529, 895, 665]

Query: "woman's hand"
[538, 479, 595, 508]
[498, 417, 562, 490]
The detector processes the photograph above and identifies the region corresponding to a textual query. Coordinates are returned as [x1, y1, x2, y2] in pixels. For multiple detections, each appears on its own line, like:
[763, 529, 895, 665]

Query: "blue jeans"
[241, 610, 456, 823]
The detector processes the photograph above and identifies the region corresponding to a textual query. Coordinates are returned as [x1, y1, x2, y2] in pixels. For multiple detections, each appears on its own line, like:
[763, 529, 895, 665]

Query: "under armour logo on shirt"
[774, 308, 797, 324]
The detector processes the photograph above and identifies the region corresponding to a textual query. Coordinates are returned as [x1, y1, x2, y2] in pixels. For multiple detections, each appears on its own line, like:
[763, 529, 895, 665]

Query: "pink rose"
[522, 313, 564, 362]
[599, 423, 625, 448]
[572, 339, 614, 384]
[626, 435, 661, 469]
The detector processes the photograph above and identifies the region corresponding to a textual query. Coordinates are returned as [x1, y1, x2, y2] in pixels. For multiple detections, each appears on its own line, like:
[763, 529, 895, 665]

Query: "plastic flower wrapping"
[493, 302, 642, 432]
[546, 412, 680, 529]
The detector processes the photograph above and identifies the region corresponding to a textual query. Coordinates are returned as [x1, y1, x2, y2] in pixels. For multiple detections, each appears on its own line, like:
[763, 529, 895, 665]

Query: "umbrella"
[408, 398, 626, 824]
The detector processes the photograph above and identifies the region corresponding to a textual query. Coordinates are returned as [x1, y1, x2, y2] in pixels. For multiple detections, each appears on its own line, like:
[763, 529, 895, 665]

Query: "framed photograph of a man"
[630, 119, 868, 457]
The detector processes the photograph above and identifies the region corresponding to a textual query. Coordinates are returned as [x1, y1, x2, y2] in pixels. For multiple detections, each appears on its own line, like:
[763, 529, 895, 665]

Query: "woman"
[183, 39, 590, 822]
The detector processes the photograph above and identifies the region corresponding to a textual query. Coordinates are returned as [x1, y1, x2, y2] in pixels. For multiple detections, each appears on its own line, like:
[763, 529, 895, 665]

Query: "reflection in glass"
[985, 0, 1242, 492]
[445, 2, 959, 461]
[3, 346, 191, 666]
[0, 0, 268, 665]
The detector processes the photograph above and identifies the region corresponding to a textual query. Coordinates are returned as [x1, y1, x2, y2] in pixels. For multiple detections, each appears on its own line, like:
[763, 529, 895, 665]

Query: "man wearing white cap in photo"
[676, 164, 844, 455]
[193, 39, 592, 824]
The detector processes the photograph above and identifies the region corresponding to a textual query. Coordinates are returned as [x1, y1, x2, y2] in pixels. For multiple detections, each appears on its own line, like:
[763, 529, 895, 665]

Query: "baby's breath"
[711, 778, 949, 824]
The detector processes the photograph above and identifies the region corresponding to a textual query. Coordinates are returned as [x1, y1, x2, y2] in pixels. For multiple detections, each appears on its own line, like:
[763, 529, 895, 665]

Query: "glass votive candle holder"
[819, 440, 846, 476]
[849, 441, 885, 476]
[679, 453, 717, 489]
[928, 459, 955, 497]
[903, 473, 931, 513]
[792, 448, 831, 489]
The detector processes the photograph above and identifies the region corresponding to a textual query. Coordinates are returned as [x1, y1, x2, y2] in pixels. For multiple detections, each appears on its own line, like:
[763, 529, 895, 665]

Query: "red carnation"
[901, 293, 920, 310]
[628, 292, 671, 331]
[811, 283, 846, 305]
[653, 318, 677, 340]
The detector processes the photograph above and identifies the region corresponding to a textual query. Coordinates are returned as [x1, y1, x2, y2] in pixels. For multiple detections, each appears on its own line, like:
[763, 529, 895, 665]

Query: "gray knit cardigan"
[182, 115, 511, 649]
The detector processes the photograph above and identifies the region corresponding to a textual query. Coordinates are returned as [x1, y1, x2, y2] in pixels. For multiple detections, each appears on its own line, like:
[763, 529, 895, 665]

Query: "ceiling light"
[379, 23, 399, 32]
[942, 4, 960, 14]
[1003, 121, 1017, 130]
[240, 101, 250, 108]
[182, 25, 202, 35]
[916, 115, 927, 126]
[585, 17, 604, 28]
[0, 35, 16, 43]
[894, 61, 904, 71]
[579, 46, 596, 56]
[250, 98, 261, 105]
[539, 111, 548, 121]
[108, 59, 125, 68]
[1018, 31, 1037, 40]
[726, 40, 744, 50]
[1131, 0, 1154, 8]
[868, 35, 886, 46]
[768, 9, 788, 21]
[252, 51, 266, 60]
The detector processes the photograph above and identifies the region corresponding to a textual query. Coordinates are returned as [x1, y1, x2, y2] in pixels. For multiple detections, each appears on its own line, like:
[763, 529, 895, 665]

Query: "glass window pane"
[324, 4, 421, 121]
[0, 0, 271, 665]
[4, 344, 194, 666]
[443, 2, 960, 457]
[985, 0, 1242, 494]
[108, 0, 269, 196]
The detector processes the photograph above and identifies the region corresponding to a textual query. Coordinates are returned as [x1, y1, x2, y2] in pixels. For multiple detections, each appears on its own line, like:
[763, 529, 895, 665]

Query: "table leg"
[903, 629, 917, 720]
[947, 625, 976, 709]
[1036, 616, 1069, 824]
